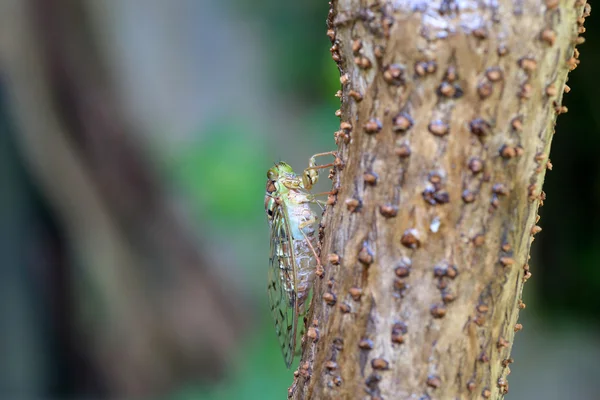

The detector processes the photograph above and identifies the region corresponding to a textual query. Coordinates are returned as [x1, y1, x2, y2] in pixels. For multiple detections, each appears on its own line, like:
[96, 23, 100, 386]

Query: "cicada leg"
[302, 151, 337, 190]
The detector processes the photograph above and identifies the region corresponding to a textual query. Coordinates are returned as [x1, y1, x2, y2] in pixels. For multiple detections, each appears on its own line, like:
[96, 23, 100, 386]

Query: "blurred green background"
[0, 1, 598, 399]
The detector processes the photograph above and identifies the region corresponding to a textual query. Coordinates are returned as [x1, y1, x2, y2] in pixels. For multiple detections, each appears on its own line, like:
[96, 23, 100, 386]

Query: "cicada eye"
[267, 168, 277, 180]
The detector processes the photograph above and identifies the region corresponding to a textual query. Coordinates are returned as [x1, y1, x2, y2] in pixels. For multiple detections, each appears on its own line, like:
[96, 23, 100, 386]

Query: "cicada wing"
[267, 203, 299, 368]
[294, 286, 313, 357]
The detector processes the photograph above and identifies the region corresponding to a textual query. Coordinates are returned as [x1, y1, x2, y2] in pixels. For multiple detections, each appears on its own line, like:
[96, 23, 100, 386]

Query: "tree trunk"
[291, 1, 589, 399]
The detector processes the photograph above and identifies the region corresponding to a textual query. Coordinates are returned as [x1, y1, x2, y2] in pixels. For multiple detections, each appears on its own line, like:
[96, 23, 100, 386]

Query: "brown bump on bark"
[518, 57, 538, 73]
[383, 64, 405, 85]
[349, 90, 363, 102]
[394, 258, 412, 277]
[446, 264, 458, 279]
[364, 118, 382, 134]
[379, 204, 399, 218]
[401, 229, 420, 249]
[358, 338, 374, 349]
[391, 331, 404, 344]
[356, 56, 372, 70]
[477, 304, 489, 313]
[469, 118, 491, 136]
[467, 380, 476, 392]
[492, 183, 509, 196]
[485, 67, 503, 81]
[349, 287, 363, 301]
[473, 234, 485, 246]
[326, 29, 335, 40]
[498, 378, 508, 389]
[395, 144, 411, 158]
[500, 145, 517, 158]
[345, 198, 361, 212]
[515, 146, 524, 157]
[339, 302, 351, 313]
[415, 61, 428, 76]
[352, 39, 362, 53]
[340, 121, 352, 131]
[371, 358, 390, 370]
[518, 300, 526, 309]
[499, 257, 515, 266]
[497, 44, 509, 56]
[478, 81, 493, 99]
[511, 116, 523, 131]
[564, 84, 571, 94]
[392, 113, 413, 132]
[545, 0, 559, 10]
[325, 360, 338, 370]
[531, 225, 542, 235]
[323, 292, 337, 305]
[502, 358, 514, 367]
[438, 81, 455, 97]
[358, 244, 374, 265]
[479, 352, 490, 363]
[430, 303, 447, 318]
[497, 337, 510, 349]
[428, 120, 450, 136]
[328, 253, 340, 265]
[474, 315, 486, 326]
[315, 264, 324, 278]
[541, 28, 556, 45]
[442, 290, 456, 303]
[340, 73, 350, 85]
[364, 172, 378, 185]
[445, 66, 457, 82]
[514, 323, 523, 332]
[519, 83, 533, 99]
[472, 27, 488, 39]
[468, 157, 484, 173]
[307, 326, 319, 341]
[426, 61, 437, 74]
[427, 375, 442, 388]
[299, 361, 310, 379]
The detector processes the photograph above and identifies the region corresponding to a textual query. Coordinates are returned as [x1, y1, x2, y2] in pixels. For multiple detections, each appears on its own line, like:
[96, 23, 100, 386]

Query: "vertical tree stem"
[292, 1, 589, 399]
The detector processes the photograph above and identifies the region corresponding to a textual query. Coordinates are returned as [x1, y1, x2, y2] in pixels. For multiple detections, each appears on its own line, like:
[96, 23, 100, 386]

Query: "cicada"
[265, 152, 335, 368]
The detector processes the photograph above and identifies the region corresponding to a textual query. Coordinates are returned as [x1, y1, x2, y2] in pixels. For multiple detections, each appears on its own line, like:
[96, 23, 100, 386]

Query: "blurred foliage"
[233, 1, 340, 104]
[172, 122, 267, 225]
[168, 321, 293, 400]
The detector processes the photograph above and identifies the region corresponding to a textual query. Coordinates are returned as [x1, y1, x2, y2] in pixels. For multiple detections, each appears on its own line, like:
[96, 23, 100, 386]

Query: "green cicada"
[265, 152, 336, 368]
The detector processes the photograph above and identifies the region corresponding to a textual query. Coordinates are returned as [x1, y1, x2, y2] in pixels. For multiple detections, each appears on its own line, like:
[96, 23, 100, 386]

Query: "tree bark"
[291, 1, 589, 399]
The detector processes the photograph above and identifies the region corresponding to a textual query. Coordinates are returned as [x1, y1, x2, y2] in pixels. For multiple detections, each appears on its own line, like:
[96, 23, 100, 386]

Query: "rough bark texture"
[291, 1, 589, 399]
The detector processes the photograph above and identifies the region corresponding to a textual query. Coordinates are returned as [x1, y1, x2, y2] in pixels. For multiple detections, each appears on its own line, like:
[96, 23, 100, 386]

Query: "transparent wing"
[267, 203, 298, 368]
